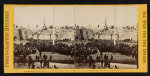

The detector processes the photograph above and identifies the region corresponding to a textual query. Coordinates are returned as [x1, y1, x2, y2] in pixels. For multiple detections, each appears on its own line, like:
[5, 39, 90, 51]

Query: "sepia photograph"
[13, 5, 138, 69]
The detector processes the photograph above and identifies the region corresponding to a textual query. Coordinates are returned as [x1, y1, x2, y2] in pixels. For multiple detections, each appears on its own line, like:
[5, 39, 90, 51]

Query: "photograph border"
[4, 4, 147, 73]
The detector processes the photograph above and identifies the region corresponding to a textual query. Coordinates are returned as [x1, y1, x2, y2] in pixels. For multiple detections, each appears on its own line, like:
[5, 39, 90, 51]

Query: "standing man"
[110, 55, 113, 62]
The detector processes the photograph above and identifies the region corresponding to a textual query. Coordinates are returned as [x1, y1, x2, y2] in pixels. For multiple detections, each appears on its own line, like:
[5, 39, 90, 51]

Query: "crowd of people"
[87, 54, 118, 69]
[27, 54, 56, 69]
[14, 39, 137, 69]
[14, 40, 137, 58]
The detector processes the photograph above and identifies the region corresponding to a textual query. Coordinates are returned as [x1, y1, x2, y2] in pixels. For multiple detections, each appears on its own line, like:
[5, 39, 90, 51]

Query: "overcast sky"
[14, 6, 138, 28]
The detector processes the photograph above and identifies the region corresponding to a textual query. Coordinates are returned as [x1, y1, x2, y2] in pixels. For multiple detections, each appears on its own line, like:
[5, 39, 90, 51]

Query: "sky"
[14, 6, 138, 29]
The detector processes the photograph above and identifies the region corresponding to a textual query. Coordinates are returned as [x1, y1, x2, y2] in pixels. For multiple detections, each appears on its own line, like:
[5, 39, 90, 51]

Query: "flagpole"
[73, 5, 76, 63]
[44, 18, 45, 26]
[74, 6, 76, 28]
[74, 6, 76, 41]
[114, 6, 116, 45]
[53, 6, 55, 45]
